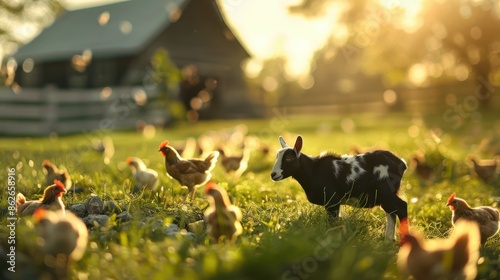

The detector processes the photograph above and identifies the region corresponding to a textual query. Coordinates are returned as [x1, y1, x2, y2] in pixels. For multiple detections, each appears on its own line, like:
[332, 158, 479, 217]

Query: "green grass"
[1, 112, 500, 279]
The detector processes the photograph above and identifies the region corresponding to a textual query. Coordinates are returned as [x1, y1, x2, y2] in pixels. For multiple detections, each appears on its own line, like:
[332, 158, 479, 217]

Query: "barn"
[1, 0, 259, 136]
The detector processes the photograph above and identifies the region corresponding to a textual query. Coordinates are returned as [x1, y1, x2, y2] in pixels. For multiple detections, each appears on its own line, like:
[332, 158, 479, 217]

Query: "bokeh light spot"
[408, 125, 420, 138]
[100, 87, 112, 101]
[98, 11, 110, 26]
[454, 64, 469, 81]
[262, 76, 278, 92]
[408, 63, 428, 86]
[142, 125, 156, 139]
[22, 58, 34, 73]
[340, 118, 355, 133]
[190, 97, 203, 110]
[120, 21, 132, 34]
[383, 89, 397, 105]
[133, 88, 147, 106]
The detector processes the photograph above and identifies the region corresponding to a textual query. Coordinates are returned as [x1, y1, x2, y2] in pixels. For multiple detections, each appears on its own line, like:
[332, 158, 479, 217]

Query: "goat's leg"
[378, 187, 408, 241]
[384, 212, 397, 241]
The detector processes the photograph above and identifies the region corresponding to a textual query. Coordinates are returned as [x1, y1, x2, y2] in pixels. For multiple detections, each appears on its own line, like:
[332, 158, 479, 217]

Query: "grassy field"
[1, 112, 499, 279]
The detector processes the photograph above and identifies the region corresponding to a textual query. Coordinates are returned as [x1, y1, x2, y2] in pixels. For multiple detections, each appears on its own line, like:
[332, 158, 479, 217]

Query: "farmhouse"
[1, 0, 258, 136]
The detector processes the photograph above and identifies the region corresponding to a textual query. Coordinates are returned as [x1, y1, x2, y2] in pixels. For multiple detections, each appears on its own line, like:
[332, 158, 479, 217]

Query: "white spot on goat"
[341, 154, 355, 163]
[342, 155, 366, 183]
[373, 164, 389, 180]
[271, 148, 286, 181]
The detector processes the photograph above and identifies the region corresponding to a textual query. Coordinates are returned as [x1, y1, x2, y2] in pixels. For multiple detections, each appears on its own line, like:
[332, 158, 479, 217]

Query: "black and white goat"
[271, 135, 408, 241]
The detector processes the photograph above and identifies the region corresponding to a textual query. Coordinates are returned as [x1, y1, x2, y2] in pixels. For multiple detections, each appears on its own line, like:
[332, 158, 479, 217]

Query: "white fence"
[0, 86, 168, 136]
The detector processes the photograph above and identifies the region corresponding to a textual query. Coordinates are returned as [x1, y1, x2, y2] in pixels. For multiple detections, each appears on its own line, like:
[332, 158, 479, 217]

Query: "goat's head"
[271, 135, 302, 181]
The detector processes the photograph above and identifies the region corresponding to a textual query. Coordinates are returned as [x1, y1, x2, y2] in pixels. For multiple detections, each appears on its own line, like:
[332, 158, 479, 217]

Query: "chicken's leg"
[182, 189, 190, 202]
[189, 187, 196, 201]
[182, 187, 196, 202]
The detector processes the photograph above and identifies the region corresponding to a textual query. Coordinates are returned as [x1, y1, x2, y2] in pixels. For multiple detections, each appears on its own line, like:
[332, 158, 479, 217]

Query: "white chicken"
[126, 157, 159, 194]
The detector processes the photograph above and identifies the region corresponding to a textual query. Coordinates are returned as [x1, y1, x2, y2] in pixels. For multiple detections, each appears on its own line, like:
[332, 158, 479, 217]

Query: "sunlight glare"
[378, 0, 423, 33]
[219, 0, 341, 78]
[242, 58, 263, 79]
[13, 23, 38, 42]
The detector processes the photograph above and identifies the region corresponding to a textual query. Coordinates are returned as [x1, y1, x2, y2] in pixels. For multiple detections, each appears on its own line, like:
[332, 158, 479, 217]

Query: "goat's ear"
[279, 136, 288, 148]
[293, 136, 303, 157]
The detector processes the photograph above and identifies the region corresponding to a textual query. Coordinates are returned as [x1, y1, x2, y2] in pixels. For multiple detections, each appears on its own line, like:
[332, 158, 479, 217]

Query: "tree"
[418, 0, 500, 106]
[0, 0, 64, 85]
[291, 0, 500, 107]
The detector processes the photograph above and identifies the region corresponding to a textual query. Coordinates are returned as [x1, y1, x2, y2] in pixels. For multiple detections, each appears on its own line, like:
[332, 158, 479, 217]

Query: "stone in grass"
[67, 185, 84, 194]
[69, 203, 87, 218]
[181, 231, 196, 240]
[116, 211, 133, 223]
[166, 230, 196, 241]
[187, 220, 205, 235]
[85, 194, 104, 215]
[103, 201, 120, 215]
[163, 224, 180, 237]
[150, 219, 165, 232]
[83, 214, 109, 228]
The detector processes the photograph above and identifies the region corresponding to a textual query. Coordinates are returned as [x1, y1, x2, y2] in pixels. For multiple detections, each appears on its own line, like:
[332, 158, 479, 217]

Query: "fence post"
[44, 85, 59, 135]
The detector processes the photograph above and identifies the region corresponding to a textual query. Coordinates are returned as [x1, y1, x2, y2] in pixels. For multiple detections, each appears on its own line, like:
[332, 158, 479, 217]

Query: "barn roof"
[13, 0, 245, 62]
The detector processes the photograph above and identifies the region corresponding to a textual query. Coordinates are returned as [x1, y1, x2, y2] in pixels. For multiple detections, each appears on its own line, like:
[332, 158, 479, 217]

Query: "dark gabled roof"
[13, 0, 189, 62]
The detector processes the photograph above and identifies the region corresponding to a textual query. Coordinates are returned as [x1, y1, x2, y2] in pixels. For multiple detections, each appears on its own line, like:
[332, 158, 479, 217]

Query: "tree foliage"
[0, 0, 64, 58]
[291, 0, 500, 99]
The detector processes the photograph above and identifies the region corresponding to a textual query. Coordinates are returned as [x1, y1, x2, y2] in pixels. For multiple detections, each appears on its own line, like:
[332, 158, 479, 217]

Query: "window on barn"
[20, 60, 40, 87]
[68, 67, 89, 88]
[91, 60, 117, 87]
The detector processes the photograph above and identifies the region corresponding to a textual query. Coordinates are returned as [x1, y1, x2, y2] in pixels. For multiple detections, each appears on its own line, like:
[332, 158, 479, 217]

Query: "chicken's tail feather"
[16, 193, 26, 207]
[205, 151, 220, 171]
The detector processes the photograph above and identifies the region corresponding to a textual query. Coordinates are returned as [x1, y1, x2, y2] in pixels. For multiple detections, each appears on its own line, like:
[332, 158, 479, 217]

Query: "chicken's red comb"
[42, 160, 51, 166]
[54, 179, 66, 191]
[447, 193, 456, 205]
[126, 157, 133, 164]
[33, 208, 47, 222]
[205, 181, 217, 193]
[159, 140, 170, 150]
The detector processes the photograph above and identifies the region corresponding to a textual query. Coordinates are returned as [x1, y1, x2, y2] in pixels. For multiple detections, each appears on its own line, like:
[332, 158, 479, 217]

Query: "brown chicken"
[410, 152, 434, 182]
[127, 157, 159, 193]
[34, 208, 88, 279]
[91, 136, 115, 164]
[159, 140, 219, 201]
[446, 193, 499, 244]
[204, 181, 243, 243]
[466, 154, 498, 183]
[397, 219, 480, 280]
[16, 180, 66, 217]
[217, 146, 250, 177]
[42, 160, 72, 191]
